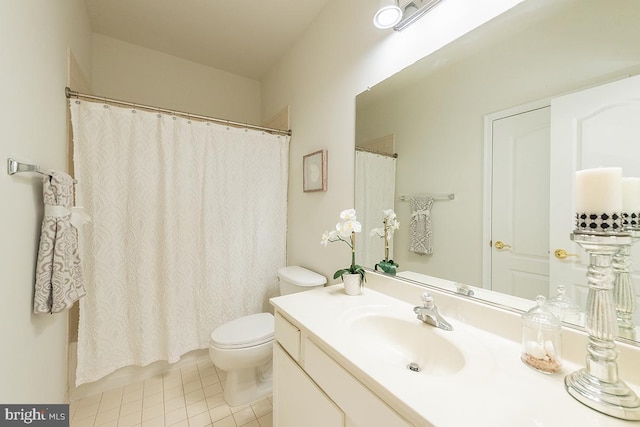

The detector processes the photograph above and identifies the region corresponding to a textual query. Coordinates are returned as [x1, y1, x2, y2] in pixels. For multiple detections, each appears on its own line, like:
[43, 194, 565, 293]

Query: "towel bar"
[7, 158, 77, 183]
[399, 193, 455, 201]
[7, 158, 52, 178]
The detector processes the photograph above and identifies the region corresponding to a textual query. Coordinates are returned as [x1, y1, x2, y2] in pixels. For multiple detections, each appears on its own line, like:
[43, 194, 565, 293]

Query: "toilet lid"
[277, 266, 327, 287]
[210, 313, 274, 349]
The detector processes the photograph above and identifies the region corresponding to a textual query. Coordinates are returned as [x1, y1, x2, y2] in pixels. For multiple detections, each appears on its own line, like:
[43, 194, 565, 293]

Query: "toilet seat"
[210, 313, 274, 349]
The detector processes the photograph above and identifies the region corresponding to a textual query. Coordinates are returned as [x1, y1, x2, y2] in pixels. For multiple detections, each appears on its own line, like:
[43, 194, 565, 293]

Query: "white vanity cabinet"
[273, 312, 344, 426]
[273, 343, 344, 426]
[273, 311, 414, 427]
[271, 282, 640, 427]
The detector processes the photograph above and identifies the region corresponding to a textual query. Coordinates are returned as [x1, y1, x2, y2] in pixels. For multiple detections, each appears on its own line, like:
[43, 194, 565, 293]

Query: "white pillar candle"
[575, 167, 622, 213]
[622, 177, 640, 212]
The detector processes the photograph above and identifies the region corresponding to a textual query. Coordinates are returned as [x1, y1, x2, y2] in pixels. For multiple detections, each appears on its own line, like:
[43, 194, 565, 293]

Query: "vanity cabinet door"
[273, 343, 344, 427]
[304, 339, 413, 427]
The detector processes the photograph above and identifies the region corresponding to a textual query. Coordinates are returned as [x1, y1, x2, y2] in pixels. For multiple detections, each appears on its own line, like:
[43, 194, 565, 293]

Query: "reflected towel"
[33, 171, 86, 314]
[409, 195, 434, 255]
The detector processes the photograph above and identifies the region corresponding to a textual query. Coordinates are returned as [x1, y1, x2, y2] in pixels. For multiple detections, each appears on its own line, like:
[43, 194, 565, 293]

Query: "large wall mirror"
[355, 0, 640, 345]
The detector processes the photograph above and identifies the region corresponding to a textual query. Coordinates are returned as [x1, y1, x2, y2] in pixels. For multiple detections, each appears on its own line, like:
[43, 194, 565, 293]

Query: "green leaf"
[374, 260, 397, 276]
[333, 269, 348, 279]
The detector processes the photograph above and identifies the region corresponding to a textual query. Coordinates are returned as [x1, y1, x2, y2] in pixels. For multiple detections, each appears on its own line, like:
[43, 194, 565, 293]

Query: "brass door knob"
[494, 240, 512, 250]
[554, 249, 578, 259]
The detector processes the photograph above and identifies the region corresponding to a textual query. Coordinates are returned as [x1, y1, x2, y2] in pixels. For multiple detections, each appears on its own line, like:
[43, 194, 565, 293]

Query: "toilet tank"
[277, 266, 326, 295]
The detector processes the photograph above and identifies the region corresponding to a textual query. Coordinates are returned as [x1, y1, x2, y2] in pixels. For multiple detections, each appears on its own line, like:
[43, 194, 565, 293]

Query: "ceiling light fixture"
[393, 0, 445, 31]
[373, 0, 403, 29]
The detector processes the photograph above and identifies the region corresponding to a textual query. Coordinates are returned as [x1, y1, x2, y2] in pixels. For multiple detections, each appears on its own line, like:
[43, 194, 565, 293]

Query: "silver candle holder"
[616, 213, 640, 333]
[565, 230, 640, 420]
[613, 243, 637, 332]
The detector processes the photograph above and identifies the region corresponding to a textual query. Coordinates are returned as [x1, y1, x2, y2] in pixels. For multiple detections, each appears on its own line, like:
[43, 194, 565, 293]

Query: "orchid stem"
[383, 218, 389, 261]
[351, 232, 356, 269]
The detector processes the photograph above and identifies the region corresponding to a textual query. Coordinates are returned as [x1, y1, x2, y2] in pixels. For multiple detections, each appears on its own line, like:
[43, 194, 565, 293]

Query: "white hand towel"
[34, 171, 86, 314]
[409, 195, 434, 255]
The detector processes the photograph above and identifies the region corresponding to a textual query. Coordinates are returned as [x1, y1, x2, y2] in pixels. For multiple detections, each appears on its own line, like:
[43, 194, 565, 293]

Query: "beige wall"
[262, 0, 523, 283]
[0, 0, 92, 403]
[92, 34, 262, 124]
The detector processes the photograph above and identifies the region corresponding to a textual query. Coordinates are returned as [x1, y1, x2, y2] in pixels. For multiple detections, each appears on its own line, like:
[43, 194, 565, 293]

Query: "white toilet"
[208, 266, 326, 406]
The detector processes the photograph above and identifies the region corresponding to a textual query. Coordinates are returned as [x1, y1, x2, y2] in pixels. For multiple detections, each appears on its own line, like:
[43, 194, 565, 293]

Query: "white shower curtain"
[70, 100, 289, 385]
[355, 150, 396, 269]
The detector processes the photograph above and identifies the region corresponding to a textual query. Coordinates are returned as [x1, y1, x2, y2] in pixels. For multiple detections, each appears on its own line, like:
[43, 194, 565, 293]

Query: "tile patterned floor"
[69, 361, 272, 427]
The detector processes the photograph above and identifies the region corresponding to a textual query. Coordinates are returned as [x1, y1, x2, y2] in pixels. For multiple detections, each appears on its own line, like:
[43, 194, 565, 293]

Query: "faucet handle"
[415, 292, 453, 331]
[421, 292, 435, 308]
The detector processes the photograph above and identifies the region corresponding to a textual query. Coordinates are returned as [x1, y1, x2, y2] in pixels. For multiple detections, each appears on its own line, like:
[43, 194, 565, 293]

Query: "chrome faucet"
[413, 292, 453, 331]
[455, 282, 474, 297]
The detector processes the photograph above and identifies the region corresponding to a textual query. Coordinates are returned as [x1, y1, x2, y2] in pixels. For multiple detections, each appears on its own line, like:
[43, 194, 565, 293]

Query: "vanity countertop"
[271, 283, 639, 427]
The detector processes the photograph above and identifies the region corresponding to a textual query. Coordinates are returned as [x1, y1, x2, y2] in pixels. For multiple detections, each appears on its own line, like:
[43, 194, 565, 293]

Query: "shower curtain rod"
[65, 87, 292, 137]
[355, 147, 398, 158]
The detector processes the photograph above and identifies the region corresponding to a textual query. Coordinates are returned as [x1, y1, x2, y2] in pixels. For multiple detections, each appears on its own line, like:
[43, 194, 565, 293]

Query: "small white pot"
[342, 273, 362, 296]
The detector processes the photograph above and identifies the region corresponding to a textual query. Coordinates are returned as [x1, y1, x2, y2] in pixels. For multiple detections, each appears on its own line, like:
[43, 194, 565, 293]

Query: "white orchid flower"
[336, 219, 361, 238]
[339, 209, 357, 221]
[321, 209, 359, 247]
[320, 230, 339, 246]
[380, 209, 399, 234]
[320, 231, 330, 246]
[320, 208, 366, 282]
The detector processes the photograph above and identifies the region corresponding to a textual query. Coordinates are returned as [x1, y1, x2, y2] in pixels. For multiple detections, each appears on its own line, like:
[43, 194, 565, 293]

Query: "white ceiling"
[84, 0, 332, 80]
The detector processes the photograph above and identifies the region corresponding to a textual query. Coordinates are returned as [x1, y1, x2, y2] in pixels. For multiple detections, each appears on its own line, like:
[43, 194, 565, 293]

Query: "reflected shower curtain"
[70, 100, 289, 385]
[355, 150, 396, 269]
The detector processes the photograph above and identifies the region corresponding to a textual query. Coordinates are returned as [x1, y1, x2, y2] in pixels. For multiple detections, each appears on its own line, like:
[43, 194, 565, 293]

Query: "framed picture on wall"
[303, 149, 327, 192]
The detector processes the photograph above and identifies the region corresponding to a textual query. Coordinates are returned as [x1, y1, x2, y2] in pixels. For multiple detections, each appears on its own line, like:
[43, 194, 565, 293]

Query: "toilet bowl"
[208, 266, 326, 406]
[208, 313, 274, 406]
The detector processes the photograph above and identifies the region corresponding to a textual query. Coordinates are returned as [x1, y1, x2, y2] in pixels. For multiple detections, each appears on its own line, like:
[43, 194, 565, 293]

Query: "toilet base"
[222, 361, 273, 406]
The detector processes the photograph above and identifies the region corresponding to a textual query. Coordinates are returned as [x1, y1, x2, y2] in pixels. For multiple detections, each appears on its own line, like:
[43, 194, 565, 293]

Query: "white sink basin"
[344, 309, 465, 376]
